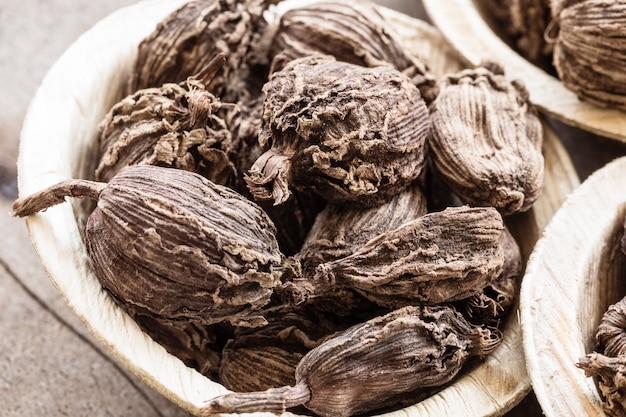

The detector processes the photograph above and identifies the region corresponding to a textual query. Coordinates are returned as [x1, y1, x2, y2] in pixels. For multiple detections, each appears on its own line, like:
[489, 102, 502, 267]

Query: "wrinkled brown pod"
[246, 55, 429, 207]
[269, 0, 439, 104]
[127, 0, 277, 103]
[481, 0, 553, 65]
[551, 0, 626, 110]
[454, 224, 522, 327]
[97, 55, 235, 185]
[428, 63, 544, 215]
[219, 304, 364, 392]
[12, 165, 284, 327]
[201, 305, 501, 417]
[295, 182, 428, 277]
[222, 94, 326, 256]
[283, 206, 505, 309]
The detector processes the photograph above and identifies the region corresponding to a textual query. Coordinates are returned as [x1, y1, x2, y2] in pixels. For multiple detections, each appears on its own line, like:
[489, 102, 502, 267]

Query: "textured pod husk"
[96, 67, 235, 185]
[246, 55, 429, 207]
[223, 94, 326, 256]
[578, 296, 626, 417]
[284, 206, 505, 309]
[453, 224, 522, 327]
[12, 165, 284, 327]
[222, 94, 266, 190]
[269, 0, 439, 104]
[428, 64, 544, 215]
[295, 183, 428, 277]
[219, 304, 365, 392]
[481, 0, 553, 65]
[551, 0, 626, 110]
[126, 0, 276, 102]
[201, 305, 501, 417]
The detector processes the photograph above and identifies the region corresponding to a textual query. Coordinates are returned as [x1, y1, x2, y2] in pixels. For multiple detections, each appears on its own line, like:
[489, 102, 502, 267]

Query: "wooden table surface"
[2, 1, 626, 416]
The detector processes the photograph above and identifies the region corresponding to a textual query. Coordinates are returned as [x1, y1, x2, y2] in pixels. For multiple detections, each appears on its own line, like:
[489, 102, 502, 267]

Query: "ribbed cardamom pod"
[12, 165, 284, 327]
[222, 94, 326, 257]
[577, 295, 626, 417]
[222, 94, 266, 190]
[283, 206, 505, 309]
[201, 305, 501, 417]
[551, 0, 626, 110]
[269, 0, 439, 104]
[219, 304, 361, 392]
[453, 224, 521, 326]
[278, 183, 427, 311]
[428, 63, 544, 215]
[294, 183, 428, 276]
[246, 55, 429, 207]
[97, 55, 236, 185]
[481, 0, 552, 65]
[126, 0, 277, 103]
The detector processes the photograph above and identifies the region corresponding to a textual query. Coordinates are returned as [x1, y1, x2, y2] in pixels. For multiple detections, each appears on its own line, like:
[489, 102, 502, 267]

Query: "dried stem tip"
[12, 179, 106, 217]
[201, 305, 500, 417]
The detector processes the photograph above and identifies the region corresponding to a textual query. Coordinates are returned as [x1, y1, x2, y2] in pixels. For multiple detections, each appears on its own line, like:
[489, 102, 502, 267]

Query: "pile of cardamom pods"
[12, 1, 545, 416]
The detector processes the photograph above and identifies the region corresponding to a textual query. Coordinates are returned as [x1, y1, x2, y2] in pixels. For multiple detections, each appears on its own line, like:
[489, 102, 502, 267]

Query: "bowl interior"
[578, 203, 626, 353]
[521, 156, 626, 417]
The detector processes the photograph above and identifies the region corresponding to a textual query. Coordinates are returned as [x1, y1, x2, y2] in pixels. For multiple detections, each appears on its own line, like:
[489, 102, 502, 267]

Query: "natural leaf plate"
[521, 156, 626, 417]
[16, 0, 579, 415]
[422, 0, 626, 143]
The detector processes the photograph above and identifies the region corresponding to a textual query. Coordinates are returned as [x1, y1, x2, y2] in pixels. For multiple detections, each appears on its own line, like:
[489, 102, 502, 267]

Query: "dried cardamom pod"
[295, 182, 428, 278]
[269, 0, 439, 104]
[551, 0, 626, 110]
[126, 0, 276, 103]
[246, 55, 429, 207]
[201, 305, 501, 417]
[481, 0, 553, 65]
[577, 295, 626, 417]
[283, 206, 505, 309]
[222, 94, 326, 256]
[428, 63, 544, 215]
[219, 304, 361, 392]
[222, 94, 266, 190]
[12, 165, 284, 327]
[97, 55, 235, 185]
[453, 224, 522, 326]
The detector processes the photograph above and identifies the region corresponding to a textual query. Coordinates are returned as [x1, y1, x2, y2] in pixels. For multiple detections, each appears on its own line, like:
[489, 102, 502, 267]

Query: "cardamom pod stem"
[202, 305, 500, 417]
[200, 382, 311, 416]
[12, 179, 106, 217]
